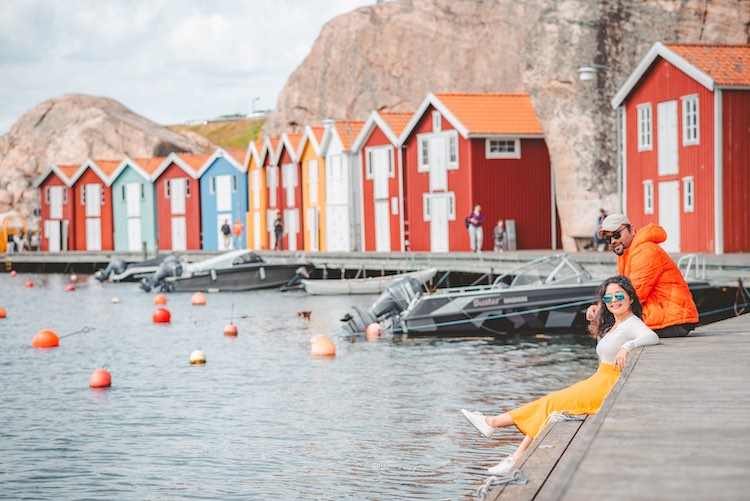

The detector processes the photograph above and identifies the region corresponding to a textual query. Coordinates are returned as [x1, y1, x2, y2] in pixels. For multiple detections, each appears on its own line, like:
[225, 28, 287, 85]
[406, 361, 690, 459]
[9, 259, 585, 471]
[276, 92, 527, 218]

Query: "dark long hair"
[588, 275, 643, 339]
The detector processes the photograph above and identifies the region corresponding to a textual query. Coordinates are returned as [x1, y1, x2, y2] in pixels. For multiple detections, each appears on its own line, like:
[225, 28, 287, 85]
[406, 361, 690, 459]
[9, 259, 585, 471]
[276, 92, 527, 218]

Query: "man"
[590, 213, 699, 337]
[273, 211, 284, 251]
[220, 219, 231, 249]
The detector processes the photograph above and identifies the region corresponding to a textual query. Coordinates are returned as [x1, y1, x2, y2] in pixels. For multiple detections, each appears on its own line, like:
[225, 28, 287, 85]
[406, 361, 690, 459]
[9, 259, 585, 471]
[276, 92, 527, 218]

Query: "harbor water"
[0, 273, 598, 500]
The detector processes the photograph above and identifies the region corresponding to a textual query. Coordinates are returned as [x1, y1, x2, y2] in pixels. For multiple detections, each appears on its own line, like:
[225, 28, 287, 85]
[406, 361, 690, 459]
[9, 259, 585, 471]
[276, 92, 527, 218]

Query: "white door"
[127, 218, 142, 251]
[284, 208, 299, 251]
[326, 205, 350, 251]
[85, 184, 101, 217]
[252, 170, 261, 209]
[375, 200, 391, 251]
[50, 186, 64, 219]
[171, 216, 187, 251]
[253, 211, 261, 249]
[657, 100, 679, 176]
[126, 183, 141, 217]
[217, 214, 232, 250]
[429, 196, 450, 252]
[86, 218, 101, 251]
[658, 181, 680, 253]
[215, 175, 232, 212]
[429, 136, 448, 192]
[282, 164, 297, 207]
[170, 178, 186, 214]
[307, 207, 319, 251]
[46, 220, 61, 252]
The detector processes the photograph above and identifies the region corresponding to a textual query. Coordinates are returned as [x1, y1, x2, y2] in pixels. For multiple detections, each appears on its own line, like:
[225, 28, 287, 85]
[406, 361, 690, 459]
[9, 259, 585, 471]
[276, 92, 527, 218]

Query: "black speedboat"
[341, 254, 748, 338]
[95, 254, 176, 282]
[139, 250, 311, 293]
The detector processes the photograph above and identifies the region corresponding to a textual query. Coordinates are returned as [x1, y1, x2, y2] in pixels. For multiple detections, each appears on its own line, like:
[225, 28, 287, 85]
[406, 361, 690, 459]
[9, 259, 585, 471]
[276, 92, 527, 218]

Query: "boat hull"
[302, 268, 437, 295]
[164, 263, 305, 292]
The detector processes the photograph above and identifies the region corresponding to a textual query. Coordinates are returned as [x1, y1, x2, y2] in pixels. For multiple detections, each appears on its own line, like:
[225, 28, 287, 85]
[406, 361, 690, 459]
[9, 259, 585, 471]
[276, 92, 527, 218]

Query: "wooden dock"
[484, 313, 750, 500]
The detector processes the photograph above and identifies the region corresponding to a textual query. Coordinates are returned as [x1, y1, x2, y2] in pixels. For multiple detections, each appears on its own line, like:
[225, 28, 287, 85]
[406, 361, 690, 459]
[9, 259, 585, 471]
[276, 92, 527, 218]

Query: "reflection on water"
[0, 273, 597, 500]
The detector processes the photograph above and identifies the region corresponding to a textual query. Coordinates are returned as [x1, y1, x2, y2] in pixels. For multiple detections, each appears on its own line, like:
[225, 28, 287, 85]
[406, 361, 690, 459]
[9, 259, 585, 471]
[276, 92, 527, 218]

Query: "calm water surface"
[0, 273, 597, 500]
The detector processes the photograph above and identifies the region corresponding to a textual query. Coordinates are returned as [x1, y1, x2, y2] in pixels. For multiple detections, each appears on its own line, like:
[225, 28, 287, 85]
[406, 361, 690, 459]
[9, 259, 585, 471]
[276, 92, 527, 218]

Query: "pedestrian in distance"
[273, 210, 284, 251]
[588, 213, 699, 338]
[232, 220, 243, 249]
[493, 219, 507, 252]
[220, 219, 231, 249]
[461, 275, 659, 475]
[465, 204, 484, 252]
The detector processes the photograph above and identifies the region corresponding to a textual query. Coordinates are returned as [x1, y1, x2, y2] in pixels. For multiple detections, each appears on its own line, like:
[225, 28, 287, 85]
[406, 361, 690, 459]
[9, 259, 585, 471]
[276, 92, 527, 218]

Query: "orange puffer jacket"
[618, 223, 699, 330]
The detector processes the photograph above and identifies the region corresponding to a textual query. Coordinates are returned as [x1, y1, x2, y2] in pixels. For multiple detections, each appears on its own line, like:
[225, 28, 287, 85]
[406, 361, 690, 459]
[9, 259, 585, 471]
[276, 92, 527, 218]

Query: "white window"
[422, 192, 456, 221]
[637, 103, 653, 151]
[682, 95, 699, 146]
[267, 166, 278, 207]
[683, 176, 695, 213]
[418, 138, 429, 172]
[485, 138, 520, 159]
[643, 180, 654, 214]
[448, 133, 458, 169]
[432, 111, 441, 132]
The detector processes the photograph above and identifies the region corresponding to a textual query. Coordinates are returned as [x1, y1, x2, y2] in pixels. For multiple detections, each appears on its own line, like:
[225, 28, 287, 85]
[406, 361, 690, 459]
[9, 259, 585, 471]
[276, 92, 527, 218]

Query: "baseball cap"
[597, 214, 631, 238]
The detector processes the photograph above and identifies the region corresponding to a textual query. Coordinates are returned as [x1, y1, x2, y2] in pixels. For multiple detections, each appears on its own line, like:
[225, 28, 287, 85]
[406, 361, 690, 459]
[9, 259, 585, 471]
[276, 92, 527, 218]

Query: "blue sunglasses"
[602, 292, 626, 303]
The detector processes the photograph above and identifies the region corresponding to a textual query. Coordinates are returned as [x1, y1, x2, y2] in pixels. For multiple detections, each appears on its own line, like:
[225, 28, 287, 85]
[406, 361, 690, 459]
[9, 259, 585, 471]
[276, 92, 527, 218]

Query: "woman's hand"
[614, 348, 629, 370]
[586, 303, 602, 322]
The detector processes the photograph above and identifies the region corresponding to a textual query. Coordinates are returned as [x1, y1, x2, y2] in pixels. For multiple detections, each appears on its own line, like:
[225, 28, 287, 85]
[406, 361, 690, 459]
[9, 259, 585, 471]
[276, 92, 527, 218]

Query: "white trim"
[196, 148, 245, 177]
[485, 138, 521, 159]
[621, 107, 628, 213]
[109, 157, 151, 184]
[682, 176, 695, 212]
[714, 89, 723, 254]
[417, 134, 430, 172]
[34, 163, 76, 188]
[399, 93, 470, 145]
[150, 153, 201, 181]
[681, 94, 700, 146]
[611, 42, 716, 109]
[69, 159, 114, 186]
[397, 146, 405, 251]
[298, 125, 323, 158]
[550, 166, 557, 249]
[466, 133, 544, 139]
[422, 192, 457, 222]
[351, 111, 401, 152]
[431, 111, 442, 132]
[643, 180, 654, 214]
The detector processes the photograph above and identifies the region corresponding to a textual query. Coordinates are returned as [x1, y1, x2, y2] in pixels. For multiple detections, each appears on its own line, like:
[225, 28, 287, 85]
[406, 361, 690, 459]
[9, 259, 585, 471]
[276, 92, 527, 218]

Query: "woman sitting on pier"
[461, 275, 659, 475]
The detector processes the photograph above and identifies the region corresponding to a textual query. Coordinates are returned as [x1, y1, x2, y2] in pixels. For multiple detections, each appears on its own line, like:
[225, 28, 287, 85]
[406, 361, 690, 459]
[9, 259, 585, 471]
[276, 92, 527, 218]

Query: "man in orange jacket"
[590, 213, 699, 337]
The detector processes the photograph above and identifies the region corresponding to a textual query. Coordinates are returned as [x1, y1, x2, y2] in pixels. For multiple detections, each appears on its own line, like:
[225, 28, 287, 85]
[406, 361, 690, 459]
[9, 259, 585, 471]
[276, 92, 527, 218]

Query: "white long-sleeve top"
[596, 315, 660, 364]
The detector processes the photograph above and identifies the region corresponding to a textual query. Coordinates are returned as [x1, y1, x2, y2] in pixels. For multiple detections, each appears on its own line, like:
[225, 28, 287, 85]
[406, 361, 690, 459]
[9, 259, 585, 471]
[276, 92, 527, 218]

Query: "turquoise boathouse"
[110, 157, 163, 252]
[198, 148, 248, 250]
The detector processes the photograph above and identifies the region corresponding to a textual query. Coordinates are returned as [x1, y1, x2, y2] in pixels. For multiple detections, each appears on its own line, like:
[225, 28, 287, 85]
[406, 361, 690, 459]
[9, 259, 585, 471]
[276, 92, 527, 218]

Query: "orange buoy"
[89, 369, 111, 388]
[64, 284, 76, 292]
[10, 270, 17, 276]
[0, 307, 6, 318]
[152, 307, 171, 323]
[189, 350, 206, 364]
[32, 329, 59, 348]
[25, 280, 34, 288]
[191, 292, 206, 306]
[223, 323, 238, 336]
[310, 335, 336, 357]
[153, 294, 168, 305]
[366, 322, 382, 341]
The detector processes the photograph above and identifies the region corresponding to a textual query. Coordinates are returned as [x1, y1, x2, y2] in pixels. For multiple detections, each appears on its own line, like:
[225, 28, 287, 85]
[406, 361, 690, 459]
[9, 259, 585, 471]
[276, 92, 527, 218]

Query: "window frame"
[637, 103, 653, 151]
[431, 111, 441, 132]
[417, 137, 429, 172]
[682, 176, 695, 213]
[681, 95, 700, 146]
[422, 192, 456, 222]
[643, 179, 654, 214]
[485, 138, 521, 159]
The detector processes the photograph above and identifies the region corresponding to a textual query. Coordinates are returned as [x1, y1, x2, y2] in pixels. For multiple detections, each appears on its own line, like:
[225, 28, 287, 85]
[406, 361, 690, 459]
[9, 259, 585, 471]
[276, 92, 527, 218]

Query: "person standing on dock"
[591, 213, 699, 338]
[465, 204, 484, 252]
[232, 220, 243, 249]
[220, 219, 231, 249]
[273, 210, 284, 251]
[461, 275, 659, 475]
[493, 219, 507, 252]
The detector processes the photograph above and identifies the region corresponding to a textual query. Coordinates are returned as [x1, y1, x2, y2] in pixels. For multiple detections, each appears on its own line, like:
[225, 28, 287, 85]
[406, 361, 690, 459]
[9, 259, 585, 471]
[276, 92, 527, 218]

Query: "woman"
[461, 275, 659, 475]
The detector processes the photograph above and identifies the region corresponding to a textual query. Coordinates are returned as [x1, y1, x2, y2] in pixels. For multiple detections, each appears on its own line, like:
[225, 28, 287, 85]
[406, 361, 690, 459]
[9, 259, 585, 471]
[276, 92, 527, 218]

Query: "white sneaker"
[487, 456, 516, 475]
[460, 409, 495, 438]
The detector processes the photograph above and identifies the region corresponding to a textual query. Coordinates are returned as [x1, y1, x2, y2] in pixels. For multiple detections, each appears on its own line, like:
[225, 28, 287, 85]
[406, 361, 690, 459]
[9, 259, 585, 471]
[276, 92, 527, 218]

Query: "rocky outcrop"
[0, 94, 212, 221]
[267, 0, 750, 249]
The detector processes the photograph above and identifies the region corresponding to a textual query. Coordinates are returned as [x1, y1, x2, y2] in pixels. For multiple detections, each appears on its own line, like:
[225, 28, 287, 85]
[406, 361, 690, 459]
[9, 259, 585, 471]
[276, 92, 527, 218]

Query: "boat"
[139, 249, 311, 293]
[340, 254, 749, 338]
[301, 268, 438, 295]
[95, 254, 178, 282]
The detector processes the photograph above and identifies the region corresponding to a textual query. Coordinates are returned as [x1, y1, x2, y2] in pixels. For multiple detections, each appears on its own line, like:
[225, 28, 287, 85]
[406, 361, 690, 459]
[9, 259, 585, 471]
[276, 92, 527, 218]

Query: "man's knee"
[654, 324, 693, 338]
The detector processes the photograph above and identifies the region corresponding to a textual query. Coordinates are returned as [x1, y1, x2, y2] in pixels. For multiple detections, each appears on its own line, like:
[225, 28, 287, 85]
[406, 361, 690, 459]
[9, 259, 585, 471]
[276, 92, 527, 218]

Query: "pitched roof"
[379, 112, 413, 138]
[285, 133, 303, 153]
[132, 157, 166, 175]
[174, 153, 211, 173]
[335, 121, 365, 151]
[91, 159, 121, 177]
[309, 126, 325, 144]
[58, 165, 79, 179]
[433, 93, 543, 135]
[665, 44, 750, 86]
[225, 148, 246, 165]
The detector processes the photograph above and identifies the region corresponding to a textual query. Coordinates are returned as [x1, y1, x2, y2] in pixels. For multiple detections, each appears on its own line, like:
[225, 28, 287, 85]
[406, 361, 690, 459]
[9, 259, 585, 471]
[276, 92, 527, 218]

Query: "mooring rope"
[59, 326, 96, 339]
[476, 469, 528, 501]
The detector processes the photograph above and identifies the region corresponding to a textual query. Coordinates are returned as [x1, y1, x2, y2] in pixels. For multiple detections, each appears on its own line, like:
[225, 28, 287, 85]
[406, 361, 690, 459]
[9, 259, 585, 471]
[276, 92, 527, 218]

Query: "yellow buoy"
[310, 335, 336, 357]
[189, 350, 206, 364]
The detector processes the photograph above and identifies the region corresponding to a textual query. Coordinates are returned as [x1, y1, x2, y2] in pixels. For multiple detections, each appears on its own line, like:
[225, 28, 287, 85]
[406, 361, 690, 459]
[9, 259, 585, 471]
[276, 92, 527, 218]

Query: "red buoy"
[153, 294, 168, 305]
[10, 270, 17, 276]
[152, 307, 171, 323]
[32, 329, 59, 348]
[0, 307, 7, 318]
[191, 292, 207, 306]
[223, 323, 238, 336]
[89, 369, 111, 388]
[25, 280, 34, 288]
[366, 322, 382, 341]
[64, 284, 76, 292]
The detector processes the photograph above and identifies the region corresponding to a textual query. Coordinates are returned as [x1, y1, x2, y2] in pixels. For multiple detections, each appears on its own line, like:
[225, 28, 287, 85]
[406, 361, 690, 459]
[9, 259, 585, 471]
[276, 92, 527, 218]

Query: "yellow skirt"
[508, 363, 620, 438]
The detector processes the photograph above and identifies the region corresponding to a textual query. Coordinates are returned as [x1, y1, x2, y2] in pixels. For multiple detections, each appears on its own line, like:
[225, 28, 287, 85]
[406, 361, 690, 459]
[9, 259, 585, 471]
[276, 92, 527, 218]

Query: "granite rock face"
[267, 0, 750, 249]
[0, 94, 211, 222]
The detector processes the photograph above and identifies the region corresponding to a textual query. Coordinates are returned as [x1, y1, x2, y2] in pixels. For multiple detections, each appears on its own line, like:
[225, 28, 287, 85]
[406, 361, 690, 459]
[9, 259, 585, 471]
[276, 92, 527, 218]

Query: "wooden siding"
[154, 163, 201, 250]
[470, 138, 552, 249]
[722, 90, 750, 253]
[277, 145, 304, 251]
[361, 125, 402, 251]
[246, 156, 268, 250]
[73, 168, 114, 250]
[624, 58, 715, 252]
[39, 175, 74, 251]
[299, 141, 326, 251]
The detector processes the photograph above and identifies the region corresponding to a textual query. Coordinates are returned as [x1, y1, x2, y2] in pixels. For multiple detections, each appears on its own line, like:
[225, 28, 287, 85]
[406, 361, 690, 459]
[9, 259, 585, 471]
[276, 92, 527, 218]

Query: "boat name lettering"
[472, 297, 503, 307]
[503, 296, 528, 304]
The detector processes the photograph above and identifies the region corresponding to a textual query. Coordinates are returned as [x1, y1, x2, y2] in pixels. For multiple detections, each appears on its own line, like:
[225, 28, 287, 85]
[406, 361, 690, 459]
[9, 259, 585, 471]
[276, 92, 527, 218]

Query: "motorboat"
[301, 268, 438, 295]
[139, 249, 311, 293]
[95, 254, 177, 282]
[341, 254, 748, 338]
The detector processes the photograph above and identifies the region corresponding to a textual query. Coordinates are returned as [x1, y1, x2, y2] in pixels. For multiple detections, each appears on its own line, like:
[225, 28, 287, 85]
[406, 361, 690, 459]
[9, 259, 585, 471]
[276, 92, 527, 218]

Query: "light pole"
[251, 97, 260, 117]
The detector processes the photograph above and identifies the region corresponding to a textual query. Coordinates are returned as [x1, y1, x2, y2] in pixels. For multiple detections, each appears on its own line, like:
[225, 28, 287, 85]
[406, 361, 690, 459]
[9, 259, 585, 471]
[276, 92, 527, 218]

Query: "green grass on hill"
[168, 118, 266, 149]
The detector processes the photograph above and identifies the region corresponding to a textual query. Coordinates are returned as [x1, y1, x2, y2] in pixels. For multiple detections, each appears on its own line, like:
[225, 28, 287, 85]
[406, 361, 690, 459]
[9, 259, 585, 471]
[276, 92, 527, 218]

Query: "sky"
[0, 0, 374, 134]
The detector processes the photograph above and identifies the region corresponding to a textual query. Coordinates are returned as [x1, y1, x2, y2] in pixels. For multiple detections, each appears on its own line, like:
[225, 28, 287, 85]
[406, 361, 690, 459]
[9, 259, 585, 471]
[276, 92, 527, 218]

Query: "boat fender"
[366, 323, 382, 341]
[260, 267, 266, 281]
[310, 335, 336, 357]
[153, 294, 168, 305]
[223, 324, 238, 336]
[191, 292, 207, 306]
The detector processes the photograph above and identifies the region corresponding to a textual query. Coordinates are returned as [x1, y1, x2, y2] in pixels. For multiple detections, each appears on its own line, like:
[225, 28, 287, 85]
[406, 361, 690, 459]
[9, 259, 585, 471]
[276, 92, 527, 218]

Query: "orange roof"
[335, 121, 365, 151]
[175, 153, 211, 172]
[226, 148, 246, 165]
[434, 93, 542, 135]
[268, 137, 280, 156]
[57, 165, 79, 179]
[666, 44, 750, 85]
[132, 157, 166, 175]
[92, 159, 121, 177]
[309, 126, 325, 144]
[379, 112, 412, 137]
[285, 133, 303, 153]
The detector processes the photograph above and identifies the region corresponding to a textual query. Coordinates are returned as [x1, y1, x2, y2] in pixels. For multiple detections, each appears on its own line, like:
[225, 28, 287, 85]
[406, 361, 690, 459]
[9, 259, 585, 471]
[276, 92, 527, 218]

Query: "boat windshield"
[233, 252, 263, 265]
[494, 254, 591, 287]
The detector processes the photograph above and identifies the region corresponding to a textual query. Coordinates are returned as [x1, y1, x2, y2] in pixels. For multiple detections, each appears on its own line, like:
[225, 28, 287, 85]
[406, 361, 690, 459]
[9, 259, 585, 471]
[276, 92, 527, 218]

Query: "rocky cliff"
[266, 0, 750, 249]
[0, 94, 212, 222]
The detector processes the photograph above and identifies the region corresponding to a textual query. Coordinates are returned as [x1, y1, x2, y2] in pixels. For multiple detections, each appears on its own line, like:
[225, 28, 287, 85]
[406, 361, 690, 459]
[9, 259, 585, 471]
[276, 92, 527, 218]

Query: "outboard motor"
[95, 258, 127, 282]
[280, 266, 311, 291]
[139, 258, 183, 292]
[341, 276, 424, 335]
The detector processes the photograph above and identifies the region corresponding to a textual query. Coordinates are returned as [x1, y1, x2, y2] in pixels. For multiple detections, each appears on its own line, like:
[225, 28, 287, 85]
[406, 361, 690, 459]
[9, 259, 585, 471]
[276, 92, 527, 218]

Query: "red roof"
[175, 153, 211, 173]
[132, 157, 166, 175]
[92, 159, 121, 177]
[335, 121, 365, 151]
[57, 165, 79, 179]
[434, 93, 543, 135]
[226, 148, 246, 165]
[379, 112, 412, 138]
[666, 44, 750, 85]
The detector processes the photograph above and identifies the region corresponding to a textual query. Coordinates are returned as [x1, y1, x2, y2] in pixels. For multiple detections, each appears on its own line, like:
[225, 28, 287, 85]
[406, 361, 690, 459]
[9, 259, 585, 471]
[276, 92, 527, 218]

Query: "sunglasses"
[602, 292, 626, 303]
[603, 225, 630, 245]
